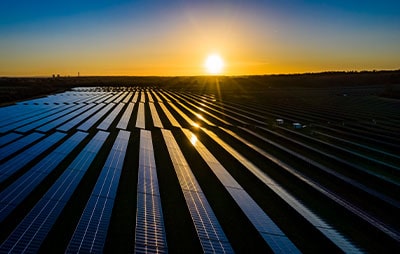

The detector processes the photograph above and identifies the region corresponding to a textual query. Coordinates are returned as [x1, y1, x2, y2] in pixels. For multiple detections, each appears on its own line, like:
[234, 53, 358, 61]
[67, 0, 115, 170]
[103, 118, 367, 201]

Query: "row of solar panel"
[160, 95, 301, 253]
[0, 91, 171, 136]
[67, 130, 130, 253]
[135, 130, 167, 253]
[164, 91, 361, 253]
[164, 91, 363, 253]
[0, 131, 88, 222]
[161, 129, 234, 253]
[0, 90, 156, 129]
[0, 131, 109, 253]
[0, 104, 66, 133]
[0, 88, 352, 253]
[0, 132, 66, 183]
[168, 88, 362, 253]
[0, 89, 288, 252]
[225, 127, 362, 253]
[181, 129, 300, 253]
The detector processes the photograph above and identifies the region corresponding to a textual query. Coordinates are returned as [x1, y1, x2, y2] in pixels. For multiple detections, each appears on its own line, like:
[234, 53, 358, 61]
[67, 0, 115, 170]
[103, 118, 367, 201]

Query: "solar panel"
[161, 129, 233, 253]
[146, 92, 154, 103]
[132, 92, 139, 103]
[16, 104, 81, 133]
[0, 104, 27, 122]
[57, 103, 105, 132]
[158, 103, 181, 128]
[37, 103, 97, 132]
[204, 127, 362, 253]
[140, 91, 146, 103]
[0, 132, 66, 183]
[0, 131, 109, 253]
[150, 91, 164, 103]
[0, 132, 23, 147]
[66, 130, 130, 253]
[113, 92, 127, 104]
[182, 93, 248, 125]
[0, 104, 54, 129]
[136, 103, 146, 129]
[157, 91, 170, 102]
[67, 196, 114, 253]
[0, 106, 58, 133]
[105, 92, 122, 104]
[122, 92, 133, 103]
[0, 131, 88, 222]
[83, 93, 107, 104]
[164, 92, 215, 126]
[0, 132, 45, 161]
[94, 93, 113, 103]
[117, 103, 134, 130]
[181, 128, 300, 253]
[166, 101, 197, 127]
[149, 103, 163, 128]
[171, 92, 231, 126]
[135, 130, 168, 253]
[78, 103, 115, 131]
[97, 103, 125, 130]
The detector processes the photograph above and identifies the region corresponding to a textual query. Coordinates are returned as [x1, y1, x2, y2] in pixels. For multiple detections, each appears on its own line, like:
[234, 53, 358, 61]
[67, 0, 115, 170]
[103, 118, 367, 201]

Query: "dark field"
[1, 70, 400, 104]
[0, 72, 400, 253]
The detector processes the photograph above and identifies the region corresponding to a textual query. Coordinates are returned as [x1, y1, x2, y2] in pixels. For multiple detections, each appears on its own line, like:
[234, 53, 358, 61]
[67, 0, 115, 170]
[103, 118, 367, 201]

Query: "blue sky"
[1, 0, 399, 76]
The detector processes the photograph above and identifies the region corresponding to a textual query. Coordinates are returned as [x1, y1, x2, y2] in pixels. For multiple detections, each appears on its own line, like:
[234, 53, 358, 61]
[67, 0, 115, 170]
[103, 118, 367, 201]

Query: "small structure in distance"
[292, 122, 303, 129]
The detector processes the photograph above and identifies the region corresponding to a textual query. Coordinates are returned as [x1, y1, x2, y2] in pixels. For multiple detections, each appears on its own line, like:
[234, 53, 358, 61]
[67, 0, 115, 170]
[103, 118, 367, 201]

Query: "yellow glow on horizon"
[205, 54, 224, 74]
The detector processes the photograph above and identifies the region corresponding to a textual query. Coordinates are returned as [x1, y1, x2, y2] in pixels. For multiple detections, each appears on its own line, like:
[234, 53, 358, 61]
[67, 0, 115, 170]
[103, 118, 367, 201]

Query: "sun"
[205, 54, 224, 74]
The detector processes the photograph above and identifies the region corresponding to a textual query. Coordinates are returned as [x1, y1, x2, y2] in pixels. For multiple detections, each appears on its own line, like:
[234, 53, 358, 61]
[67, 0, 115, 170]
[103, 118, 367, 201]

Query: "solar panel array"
[37, 103, 96, 132]
[0, 132, 22, 147]
[181, 129, 300, 253]
[0, 132, 66, 183]
[0, 86, 389, 253]
[135, 129, 167, 253]
[161, 129, 234, 253]
[77, 103, 115, 131]
[0, 131, 109, 253]
[0, 131, 88, 222]
[0, 132, 44, 161]
[57, 103, 105, 132]
[67, 130, 129, 253]
[97, 103, 125, 130]
[0, 104, 64, 133]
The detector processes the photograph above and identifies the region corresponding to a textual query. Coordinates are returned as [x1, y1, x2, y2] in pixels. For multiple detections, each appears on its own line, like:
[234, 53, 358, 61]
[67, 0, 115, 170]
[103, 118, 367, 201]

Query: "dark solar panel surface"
[66, 130, 129, 253]
[0, 87, 369, 253]
[0, 132, 44, 161]
[0, 131, 108, 253]
[162, 129, 233, 254]
[135, 130, 168, 253]
[0, 131, 88, 222]
[0, 132, 66, 183]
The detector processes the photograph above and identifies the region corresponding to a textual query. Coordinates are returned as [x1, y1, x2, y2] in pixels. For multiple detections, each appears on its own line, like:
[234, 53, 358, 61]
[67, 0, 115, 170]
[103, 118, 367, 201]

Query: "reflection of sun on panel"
[190, 133, 198, 146]
[205, 54, 224, 74]
[195, 113, 204, 120]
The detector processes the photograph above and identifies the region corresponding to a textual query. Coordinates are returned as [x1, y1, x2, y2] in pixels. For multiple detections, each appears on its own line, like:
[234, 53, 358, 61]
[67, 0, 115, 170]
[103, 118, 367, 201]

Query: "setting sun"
[205, 54, 224, 75]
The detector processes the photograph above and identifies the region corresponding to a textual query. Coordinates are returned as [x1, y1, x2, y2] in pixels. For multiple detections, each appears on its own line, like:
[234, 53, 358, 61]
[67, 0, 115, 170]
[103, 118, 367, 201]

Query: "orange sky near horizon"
[1, 1, 399, 77]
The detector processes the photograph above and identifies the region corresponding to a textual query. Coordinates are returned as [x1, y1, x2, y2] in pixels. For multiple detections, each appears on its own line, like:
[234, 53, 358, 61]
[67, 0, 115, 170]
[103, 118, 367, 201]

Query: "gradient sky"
[1, 0, 399, 76]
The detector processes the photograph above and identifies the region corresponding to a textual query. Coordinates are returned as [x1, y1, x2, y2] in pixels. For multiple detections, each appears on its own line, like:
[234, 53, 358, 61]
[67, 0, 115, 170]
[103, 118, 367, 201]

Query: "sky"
[0, 0, 399, 76]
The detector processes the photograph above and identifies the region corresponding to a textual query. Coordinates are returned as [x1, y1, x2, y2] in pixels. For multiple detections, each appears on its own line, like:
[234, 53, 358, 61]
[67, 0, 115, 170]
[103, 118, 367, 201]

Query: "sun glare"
[205, 54, 224, 74]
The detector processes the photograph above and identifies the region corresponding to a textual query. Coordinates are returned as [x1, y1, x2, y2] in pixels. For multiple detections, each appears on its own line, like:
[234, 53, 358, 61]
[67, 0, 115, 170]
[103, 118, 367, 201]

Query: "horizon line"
[1, 68, 400, 79]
